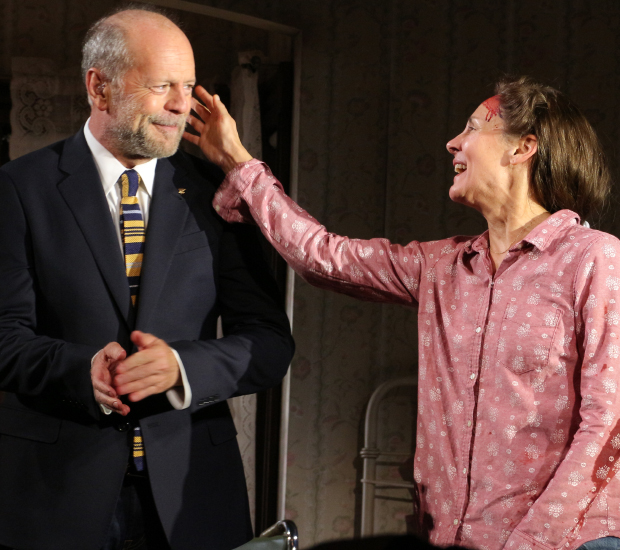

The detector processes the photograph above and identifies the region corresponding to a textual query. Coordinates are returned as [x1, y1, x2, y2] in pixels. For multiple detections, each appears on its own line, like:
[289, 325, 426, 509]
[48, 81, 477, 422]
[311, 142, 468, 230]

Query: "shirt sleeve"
[213, 159, 424, 306]
[506, 234, 620, 550]
[165, 348, 191, 410]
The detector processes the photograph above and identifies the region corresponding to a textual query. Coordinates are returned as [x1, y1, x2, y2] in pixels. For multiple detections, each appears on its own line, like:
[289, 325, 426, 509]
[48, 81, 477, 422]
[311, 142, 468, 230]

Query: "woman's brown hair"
[496, 75, 610, 222]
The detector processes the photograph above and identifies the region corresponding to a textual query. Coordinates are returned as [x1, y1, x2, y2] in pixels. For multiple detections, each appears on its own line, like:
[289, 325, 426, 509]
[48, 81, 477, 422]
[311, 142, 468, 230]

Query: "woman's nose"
[446, 134, 461, 155]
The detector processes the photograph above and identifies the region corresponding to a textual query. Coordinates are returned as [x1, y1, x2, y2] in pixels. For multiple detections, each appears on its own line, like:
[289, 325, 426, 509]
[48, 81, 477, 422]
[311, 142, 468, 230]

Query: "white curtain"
[230, 51, 263, 160]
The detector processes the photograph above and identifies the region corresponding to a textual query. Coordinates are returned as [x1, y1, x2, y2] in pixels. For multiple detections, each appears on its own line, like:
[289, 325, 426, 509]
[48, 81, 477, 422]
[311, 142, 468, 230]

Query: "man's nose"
[166, 85, 191, 114]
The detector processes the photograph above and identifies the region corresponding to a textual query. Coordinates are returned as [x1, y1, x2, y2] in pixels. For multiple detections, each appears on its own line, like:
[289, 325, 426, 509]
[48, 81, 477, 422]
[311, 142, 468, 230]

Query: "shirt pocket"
[498, 304, 563, 375]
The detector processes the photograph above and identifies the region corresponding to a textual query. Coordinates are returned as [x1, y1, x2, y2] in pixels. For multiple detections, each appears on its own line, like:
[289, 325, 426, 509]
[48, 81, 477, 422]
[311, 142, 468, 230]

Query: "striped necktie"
[119, 169, 145, 307]
[119, 169, 146, 471]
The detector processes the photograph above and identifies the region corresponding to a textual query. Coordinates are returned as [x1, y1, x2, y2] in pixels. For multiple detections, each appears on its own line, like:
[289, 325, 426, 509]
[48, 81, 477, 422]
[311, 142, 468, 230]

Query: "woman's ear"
[85, 69, 110, 111]
[510, 134, 537, 165]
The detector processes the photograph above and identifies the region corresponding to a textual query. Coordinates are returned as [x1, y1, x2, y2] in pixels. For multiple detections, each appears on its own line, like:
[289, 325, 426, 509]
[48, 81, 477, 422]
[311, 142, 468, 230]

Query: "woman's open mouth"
[454, 163, 467, 174]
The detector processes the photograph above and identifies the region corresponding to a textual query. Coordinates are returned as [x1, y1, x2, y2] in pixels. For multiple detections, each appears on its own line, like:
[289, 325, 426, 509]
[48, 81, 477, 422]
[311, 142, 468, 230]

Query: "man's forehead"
[110, 10, 188, 50]
[123, 20, 193, 65]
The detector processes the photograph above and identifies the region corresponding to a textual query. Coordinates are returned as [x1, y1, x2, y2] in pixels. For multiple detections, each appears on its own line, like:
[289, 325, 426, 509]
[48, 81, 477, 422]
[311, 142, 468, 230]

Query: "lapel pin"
[178, 188, 186, 195]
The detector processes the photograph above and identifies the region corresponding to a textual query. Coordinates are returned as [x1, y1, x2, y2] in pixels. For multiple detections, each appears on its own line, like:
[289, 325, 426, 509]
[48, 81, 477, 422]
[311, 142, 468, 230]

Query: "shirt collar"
[83, 119, 157, 197]
[464, 209, 581, 255]
[522, 210, 580, 251]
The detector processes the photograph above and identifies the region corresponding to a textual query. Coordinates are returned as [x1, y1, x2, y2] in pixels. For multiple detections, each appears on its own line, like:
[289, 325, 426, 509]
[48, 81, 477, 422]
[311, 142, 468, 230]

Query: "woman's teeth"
[455, 164, 467, 174]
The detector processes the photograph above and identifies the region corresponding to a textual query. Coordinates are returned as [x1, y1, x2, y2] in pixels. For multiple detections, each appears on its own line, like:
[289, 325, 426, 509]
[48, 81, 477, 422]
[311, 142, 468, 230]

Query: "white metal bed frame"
[360, 377, 417, 536]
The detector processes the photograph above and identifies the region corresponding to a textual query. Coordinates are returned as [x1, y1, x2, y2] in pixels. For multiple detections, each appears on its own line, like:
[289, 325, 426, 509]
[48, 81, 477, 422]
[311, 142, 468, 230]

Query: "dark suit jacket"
[0, 130, 295, 550]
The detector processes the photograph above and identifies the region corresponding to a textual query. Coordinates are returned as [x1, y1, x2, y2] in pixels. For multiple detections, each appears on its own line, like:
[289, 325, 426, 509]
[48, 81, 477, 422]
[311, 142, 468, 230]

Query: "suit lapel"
[135, 158, 189, 331]
[57, 131, 133, 327]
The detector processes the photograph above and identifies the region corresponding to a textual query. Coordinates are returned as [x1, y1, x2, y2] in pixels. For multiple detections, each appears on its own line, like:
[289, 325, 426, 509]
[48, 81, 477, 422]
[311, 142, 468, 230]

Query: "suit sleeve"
[0, 170, 100, 417]
[169, 207, 295, 413]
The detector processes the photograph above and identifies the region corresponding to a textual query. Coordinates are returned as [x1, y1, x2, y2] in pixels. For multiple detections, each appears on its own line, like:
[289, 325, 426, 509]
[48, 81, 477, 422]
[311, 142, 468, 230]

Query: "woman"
[185, 76, 620, 550]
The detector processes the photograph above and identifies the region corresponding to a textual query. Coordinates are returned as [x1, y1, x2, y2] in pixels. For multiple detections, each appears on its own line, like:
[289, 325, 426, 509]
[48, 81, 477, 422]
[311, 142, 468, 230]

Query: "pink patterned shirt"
[214, 159, 620, 550]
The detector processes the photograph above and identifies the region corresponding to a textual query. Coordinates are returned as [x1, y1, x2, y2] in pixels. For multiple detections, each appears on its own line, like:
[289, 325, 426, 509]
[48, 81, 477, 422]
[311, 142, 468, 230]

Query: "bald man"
[0, 6, 293, 550]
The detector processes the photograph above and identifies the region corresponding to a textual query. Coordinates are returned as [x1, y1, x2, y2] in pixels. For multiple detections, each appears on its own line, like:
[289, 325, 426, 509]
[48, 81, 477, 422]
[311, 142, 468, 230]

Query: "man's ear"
[510, 134, 537, 165]
[85, 69, 110, 111]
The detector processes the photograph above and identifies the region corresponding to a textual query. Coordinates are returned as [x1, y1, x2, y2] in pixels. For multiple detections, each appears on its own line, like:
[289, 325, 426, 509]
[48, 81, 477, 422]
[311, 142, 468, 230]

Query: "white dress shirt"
[84, 120, 191, 411]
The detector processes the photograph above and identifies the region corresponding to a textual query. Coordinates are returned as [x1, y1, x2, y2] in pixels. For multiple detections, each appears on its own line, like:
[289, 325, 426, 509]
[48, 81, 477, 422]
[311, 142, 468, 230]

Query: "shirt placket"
[450, 252, 495, 537]
[457, 248, 525, 541]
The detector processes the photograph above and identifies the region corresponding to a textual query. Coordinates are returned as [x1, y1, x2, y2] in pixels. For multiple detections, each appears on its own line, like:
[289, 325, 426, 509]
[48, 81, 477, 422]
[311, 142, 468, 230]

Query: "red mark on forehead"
[482, 95, 502, 122]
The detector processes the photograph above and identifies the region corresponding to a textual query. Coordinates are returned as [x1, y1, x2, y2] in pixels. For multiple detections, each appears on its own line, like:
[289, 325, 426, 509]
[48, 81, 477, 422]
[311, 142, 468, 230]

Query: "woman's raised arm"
[184, 86, 424, 306]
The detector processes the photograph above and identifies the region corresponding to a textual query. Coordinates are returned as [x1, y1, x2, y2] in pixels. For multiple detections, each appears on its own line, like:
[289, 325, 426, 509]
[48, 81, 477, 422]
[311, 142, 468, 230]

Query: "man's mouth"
[149, 115, 186, 132]
[454, 163, 467, 174]
[153, 122, 181, 131]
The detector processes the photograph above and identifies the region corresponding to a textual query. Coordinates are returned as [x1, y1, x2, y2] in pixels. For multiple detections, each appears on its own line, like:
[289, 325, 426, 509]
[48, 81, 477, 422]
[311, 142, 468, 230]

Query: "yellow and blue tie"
[119, 169, 146, 471]
[119, 169, 145, 307]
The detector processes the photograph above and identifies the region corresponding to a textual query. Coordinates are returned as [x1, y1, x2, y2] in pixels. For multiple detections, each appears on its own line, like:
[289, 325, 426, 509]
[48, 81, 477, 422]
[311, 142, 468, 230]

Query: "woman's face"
[446, 96, 518, 211]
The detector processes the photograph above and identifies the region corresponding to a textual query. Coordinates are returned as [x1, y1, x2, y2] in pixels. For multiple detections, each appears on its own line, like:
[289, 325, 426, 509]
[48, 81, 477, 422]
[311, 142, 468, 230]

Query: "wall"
[4, 0, 620, 547]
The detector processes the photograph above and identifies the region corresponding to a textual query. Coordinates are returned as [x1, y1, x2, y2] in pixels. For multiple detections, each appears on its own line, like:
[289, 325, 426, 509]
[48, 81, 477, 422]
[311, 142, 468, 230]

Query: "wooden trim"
[134, 0, 300, 35]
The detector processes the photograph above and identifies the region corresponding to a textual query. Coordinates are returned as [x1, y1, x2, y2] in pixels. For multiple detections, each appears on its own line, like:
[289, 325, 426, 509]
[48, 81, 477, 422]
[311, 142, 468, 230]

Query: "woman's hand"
[183, 85, 253, 173]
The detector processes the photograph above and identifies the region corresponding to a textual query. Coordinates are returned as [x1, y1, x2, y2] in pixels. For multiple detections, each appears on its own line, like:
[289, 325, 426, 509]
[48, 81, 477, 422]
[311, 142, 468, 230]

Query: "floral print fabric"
[214, 159, 620, 550]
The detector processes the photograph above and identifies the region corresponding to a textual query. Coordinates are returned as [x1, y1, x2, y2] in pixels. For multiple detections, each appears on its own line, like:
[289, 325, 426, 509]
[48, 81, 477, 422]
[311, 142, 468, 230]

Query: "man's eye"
[152, 85, 169, 92]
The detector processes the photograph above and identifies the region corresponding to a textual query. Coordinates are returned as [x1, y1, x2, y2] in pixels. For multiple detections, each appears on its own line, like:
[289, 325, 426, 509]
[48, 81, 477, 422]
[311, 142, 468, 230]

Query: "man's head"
[82, 6, 195, 166]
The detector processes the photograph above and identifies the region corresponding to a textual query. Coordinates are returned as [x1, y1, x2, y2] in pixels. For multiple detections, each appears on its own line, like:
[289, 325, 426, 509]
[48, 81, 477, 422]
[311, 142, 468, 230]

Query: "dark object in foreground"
[234, 520, 299, 549]
[309, 535, 463, 550]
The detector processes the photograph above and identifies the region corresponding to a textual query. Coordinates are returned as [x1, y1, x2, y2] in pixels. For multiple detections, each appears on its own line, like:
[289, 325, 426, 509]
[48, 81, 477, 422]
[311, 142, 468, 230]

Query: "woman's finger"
[183, 130, 199, 146]
[191, 98, 210, 119]
[194, 85, 214, 107]
[213, 93, 232, 116]
[187, 113, 205, 134]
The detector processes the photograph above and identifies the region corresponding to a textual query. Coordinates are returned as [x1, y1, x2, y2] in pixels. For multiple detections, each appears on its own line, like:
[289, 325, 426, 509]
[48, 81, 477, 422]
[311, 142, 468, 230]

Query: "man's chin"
[146, 129, 184, 158]
[131, 137, 182, 160]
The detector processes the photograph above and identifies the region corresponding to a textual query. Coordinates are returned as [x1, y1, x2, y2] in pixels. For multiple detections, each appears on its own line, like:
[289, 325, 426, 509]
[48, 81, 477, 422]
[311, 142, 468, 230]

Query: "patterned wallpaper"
[4, 0, 620, 547]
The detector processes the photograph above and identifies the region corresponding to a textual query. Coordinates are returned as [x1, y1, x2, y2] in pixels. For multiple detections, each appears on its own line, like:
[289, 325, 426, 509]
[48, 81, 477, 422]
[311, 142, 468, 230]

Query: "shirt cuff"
[166, 348, 192, 410]
[213, 158, 263, 223]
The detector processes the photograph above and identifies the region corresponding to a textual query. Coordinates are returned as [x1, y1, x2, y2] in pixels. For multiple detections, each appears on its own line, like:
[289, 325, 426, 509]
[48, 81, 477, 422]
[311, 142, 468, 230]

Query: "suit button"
[115, 422, 130, 432]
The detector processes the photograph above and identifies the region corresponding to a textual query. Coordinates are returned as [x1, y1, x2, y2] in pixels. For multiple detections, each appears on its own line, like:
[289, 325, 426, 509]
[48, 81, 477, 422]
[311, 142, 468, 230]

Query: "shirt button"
[470, 373, 476, 380]
[467, 421, 472, 427]
[463, 468, 467, 474]
[453, 519, 459, 525]
[475, 327, 482, 333]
